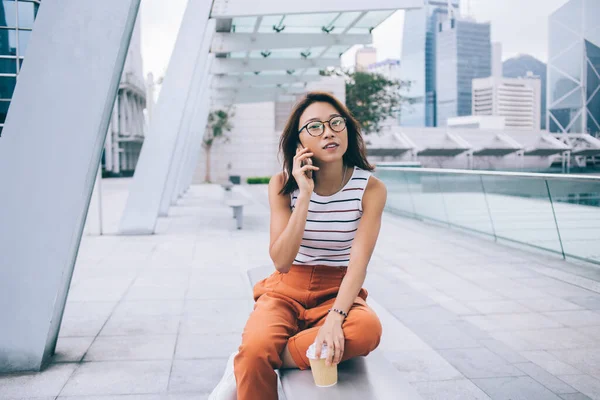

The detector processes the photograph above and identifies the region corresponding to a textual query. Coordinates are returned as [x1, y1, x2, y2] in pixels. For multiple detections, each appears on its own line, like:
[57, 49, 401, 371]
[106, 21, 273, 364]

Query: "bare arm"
[268, 148, 318, 272]
[268, 173, 309, 272]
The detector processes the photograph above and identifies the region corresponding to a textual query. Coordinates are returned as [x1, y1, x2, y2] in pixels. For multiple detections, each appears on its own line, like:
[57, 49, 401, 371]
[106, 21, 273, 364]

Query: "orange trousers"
[234, 265, 382, 400]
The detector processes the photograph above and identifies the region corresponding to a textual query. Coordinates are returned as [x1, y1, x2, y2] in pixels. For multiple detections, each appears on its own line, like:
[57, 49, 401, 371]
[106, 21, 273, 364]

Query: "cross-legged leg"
[285, 297, 382, 370]
[234, 293, 300, 400]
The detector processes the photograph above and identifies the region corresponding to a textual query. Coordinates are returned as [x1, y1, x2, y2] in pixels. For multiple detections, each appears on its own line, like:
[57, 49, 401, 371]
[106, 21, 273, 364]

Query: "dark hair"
[279, 91, 374, 195]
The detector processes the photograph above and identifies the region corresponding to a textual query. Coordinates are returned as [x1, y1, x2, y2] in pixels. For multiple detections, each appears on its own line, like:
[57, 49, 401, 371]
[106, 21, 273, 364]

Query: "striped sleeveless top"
[290, 166, 372, 267]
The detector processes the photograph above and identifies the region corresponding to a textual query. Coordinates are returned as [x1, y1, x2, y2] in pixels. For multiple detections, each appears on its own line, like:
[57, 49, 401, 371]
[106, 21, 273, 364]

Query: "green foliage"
[321, 68, 412, 134]
[247, 176, 271, 184]
[204, 108, 234, 148]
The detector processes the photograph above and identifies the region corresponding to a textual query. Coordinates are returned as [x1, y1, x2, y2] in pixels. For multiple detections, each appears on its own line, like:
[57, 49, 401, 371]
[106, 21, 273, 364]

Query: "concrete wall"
[193, 101, 279, 183]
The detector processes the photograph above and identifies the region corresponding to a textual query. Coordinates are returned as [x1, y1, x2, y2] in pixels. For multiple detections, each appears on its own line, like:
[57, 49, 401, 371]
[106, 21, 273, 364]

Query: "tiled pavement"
[1, 179, 600, 400]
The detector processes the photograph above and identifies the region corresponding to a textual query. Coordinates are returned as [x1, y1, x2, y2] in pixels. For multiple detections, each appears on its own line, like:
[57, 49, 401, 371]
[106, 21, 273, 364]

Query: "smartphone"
[297, 143, 313, 179]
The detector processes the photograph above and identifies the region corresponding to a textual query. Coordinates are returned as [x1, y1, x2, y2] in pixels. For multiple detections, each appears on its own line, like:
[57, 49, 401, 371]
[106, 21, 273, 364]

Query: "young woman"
[209, 91, 387, 400]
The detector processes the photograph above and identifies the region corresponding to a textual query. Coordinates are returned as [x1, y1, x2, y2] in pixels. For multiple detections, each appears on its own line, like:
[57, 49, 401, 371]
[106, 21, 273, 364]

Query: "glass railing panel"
[436, 173, 496, 236]
[479, 175, 564, 255]
[547, 178, 600, 263]
[375, 169, 417, 218]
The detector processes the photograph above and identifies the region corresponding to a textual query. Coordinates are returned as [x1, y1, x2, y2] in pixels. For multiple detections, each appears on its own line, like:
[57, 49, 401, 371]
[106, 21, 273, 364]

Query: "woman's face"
[297, 101, 348, 164]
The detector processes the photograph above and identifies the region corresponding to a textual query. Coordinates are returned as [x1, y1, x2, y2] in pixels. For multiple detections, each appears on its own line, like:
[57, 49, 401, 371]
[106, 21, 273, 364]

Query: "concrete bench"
[225, 199, 247, 230]
[247, 266, 423, 400]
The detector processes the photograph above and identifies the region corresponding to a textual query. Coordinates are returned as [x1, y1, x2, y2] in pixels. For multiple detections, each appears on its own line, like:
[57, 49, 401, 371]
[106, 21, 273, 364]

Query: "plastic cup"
[306, 342, 338, 387]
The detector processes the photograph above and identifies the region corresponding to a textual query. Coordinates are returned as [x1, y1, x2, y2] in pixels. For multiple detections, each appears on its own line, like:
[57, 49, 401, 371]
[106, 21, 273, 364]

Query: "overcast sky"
[139, 0, 569, 79]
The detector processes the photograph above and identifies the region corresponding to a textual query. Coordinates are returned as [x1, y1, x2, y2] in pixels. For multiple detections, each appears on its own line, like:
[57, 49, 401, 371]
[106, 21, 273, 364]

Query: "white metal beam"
[212, 93, 298, 105]
[212, 86, 306, 99]
[211, 58, 340, 74]
[159, 21, 215, 216]
[211, 0, 424, 17]
[0, 0, 140, 373]
[211, 74, 321, 88]
[119, 0, 213, 234]
[211, 32, 371, 53]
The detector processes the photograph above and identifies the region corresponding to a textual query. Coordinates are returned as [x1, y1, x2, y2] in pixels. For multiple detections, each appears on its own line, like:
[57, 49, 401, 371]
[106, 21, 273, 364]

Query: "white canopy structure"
[120, 0, 424, 235]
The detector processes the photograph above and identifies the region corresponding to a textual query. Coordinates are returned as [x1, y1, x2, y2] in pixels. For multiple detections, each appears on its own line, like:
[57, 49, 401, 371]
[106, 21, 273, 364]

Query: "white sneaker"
[208, 351, 238, 400]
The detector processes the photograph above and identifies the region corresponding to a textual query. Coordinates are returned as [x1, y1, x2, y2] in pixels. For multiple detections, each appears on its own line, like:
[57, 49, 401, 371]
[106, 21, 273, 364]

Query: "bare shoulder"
[269, 171, 287, 191]
[363, 175, 387, 210]
[268, 171, 291, 207]
[366, 175, 387, 196]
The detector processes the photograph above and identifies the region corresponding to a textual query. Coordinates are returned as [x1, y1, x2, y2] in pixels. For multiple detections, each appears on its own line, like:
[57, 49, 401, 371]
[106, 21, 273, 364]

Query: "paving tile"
[559, 393, 594, 400]
[412, 379, 492, 400]
[521, 351, 583, 376]
[543, 310, 600, 327]
[175, 334, 240, 359]
[491, 328, 597, 351]
[550, 349, 600, 380]
[410, 324, 480, 350]
[479, 339, 528, 364]
[472, 376, 563, 399]
[559, 375, 600, 400]
[390, 306, 459, 327]
[0, 363, 77, 397]
[523, 298, 584, 312]
[53, 337, 96, 363]
[111, 300, 185, 317]
[466, 300, 531, 315]
[566, 296, 600, 310]
[514, 362, 578, 394]
[167, 359, 227, 393]
[386, 350, 464, 382]
[464, 313, 563, 332]
[83, 335, 178, 361]
[439, 348, 525, 379]
[99, 315, 181, 336]
[60, 361, 171, 396]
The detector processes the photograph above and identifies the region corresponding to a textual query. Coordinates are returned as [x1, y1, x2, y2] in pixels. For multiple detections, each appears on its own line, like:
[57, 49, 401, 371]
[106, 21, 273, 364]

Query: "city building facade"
[436, 16, 491, 127]
[0, 0, 41, 136]
[355, 46, 377, 71]
[400, 0, 459, 127]
[472, 75, 542, 130]
[548, 0, 600, 135]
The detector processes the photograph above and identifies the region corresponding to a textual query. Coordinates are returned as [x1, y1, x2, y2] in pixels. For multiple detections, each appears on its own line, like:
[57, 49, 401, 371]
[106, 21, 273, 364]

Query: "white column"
[0, 0, 140, 373]
[159, 20, 215, 215]
[174, 61, 213, 198]
[119, 0, 213, 234]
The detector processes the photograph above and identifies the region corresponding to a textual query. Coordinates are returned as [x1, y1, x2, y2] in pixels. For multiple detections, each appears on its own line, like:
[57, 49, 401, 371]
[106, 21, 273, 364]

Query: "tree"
[203, 108, 234, 183]
[322, 68, 412, 134]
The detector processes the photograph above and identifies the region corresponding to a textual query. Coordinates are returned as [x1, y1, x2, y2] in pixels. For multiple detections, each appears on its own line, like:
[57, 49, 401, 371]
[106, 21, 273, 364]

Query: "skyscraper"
[400, 0, 459, 127]
[548, 0, 600, 135]
[503, 54, 548, 129]
[436, 16, 491, 127]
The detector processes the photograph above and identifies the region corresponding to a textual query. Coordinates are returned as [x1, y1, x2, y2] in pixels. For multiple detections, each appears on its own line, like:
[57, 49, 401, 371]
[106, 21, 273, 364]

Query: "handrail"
[376, 167, 600, 182]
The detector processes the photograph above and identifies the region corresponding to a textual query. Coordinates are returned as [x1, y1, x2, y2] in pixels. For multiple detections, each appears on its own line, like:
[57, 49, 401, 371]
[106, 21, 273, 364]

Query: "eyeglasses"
[298, 116, 347, 137]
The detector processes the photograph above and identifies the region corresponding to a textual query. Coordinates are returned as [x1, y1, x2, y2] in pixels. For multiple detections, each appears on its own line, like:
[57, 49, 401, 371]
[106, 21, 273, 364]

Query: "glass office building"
[400, 0, 459, 127]
[436, 17, 491, 127]
[548, 0, 600, 135]
[0, 0, 40, 135]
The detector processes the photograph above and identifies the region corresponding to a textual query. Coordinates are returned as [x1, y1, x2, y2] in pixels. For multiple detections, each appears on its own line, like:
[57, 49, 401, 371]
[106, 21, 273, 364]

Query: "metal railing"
[375, 167, 600, 265]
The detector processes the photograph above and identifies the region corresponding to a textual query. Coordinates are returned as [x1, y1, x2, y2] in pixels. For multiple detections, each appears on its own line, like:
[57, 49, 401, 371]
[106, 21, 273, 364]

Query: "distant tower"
[400, 0, 460, 127]
[436, 16, 492, 126]
[355, 47, 377, 72]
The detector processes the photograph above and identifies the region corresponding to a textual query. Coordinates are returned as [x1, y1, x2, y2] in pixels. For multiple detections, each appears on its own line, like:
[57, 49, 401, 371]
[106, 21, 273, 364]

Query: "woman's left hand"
[314, 313, 345, 366]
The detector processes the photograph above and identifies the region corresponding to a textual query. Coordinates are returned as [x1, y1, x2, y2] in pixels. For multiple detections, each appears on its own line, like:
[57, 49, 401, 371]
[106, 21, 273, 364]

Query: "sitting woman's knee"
[347, 311, 382, 350]
[237, 336, 280, 369]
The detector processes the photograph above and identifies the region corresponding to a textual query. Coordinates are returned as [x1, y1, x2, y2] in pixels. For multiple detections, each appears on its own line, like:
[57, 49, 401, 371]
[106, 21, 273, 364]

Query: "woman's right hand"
[293, 146, 319, 196]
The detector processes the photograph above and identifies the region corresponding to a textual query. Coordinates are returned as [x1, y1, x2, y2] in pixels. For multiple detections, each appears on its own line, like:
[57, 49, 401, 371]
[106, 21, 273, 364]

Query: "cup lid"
[306, 342, 329, 360]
